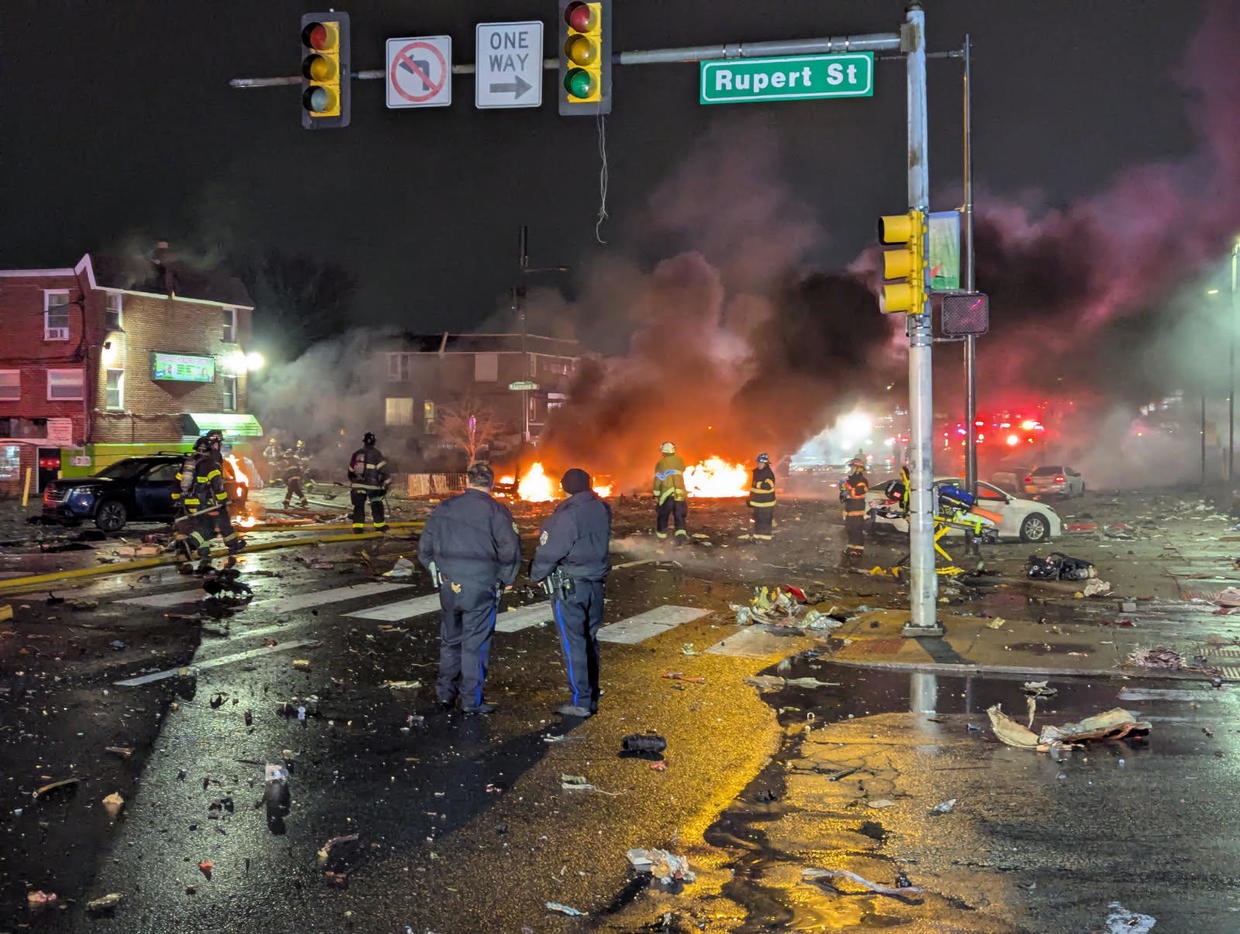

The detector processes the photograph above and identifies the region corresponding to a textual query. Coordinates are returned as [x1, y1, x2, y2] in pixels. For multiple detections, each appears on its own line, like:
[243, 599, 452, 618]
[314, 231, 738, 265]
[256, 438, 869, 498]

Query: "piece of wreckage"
[988, 702, 1150, 755]
[728, 585, 844, 631]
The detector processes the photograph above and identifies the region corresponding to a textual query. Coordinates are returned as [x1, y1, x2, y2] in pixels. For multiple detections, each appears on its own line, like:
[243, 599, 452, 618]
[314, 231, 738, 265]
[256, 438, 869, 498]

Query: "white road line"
[612, 558, 656, 570]
[254, 581, 414, 612]
[496, 602, 553, 633]
[598, 605, 710, 644]
[1118, 688, 1222, 702]
[115, 639, 321, 687]
[344, 593, 442, 621]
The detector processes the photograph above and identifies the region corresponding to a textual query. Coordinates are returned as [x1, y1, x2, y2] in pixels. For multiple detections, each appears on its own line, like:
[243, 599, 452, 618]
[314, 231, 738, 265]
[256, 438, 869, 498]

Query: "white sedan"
[866, 476, 1062, 543]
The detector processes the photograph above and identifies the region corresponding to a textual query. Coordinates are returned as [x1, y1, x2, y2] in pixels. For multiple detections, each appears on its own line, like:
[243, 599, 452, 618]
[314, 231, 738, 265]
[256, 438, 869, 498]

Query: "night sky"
[1, 0, 1219, 347]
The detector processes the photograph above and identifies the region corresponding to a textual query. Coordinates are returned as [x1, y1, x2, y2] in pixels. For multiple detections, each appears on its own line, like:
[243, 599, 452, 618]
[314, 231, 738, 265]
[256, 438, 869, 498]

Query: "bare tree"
[436, 396, 509, 464]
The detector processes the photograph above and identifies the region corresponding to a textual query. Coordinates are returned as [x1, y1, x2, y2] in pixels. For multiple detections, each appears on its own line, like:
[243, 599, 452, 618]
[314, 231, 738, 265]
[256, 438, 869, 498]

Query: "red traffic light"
[302, 21, 332, 51]
[564, 1, 596, 32]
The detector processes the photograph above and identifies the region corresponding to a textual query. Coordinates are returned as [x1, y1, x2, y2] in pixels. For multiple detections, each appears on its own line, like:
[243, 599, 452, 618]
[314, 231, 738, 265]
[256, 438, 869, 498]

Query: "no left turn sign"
[386, 36, 452, 109]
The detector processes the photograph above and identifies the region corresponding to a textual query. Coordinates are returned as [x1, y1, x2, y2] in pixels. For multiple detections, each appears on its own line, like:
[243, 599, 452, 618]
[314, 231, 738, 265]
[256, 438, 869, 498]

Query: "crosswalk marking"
[344, 593, 442, 621]
[119, 581, 414, 612]
[115, 639, 321, 687]
[496, 602, 554, 633]
[117, 588, 204, 608]
[597, 605, 710, 644]
[1118, 687, 1221, 702]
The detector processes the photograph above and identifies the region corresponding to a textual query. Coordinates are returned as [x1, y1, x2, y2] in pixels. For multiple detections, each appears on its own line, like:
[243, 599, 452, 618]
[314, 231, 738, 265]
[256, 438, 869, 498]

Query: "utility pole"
[902, 2, 943, 637]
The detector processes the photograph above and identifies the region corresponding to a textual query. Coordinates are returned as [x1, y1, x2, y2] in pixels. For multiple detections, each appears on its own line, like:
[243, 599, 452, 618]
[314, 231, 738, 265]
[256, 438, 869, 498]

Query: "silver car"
[1024, 465, 1086, 498]
[867, 476, 1063, 543]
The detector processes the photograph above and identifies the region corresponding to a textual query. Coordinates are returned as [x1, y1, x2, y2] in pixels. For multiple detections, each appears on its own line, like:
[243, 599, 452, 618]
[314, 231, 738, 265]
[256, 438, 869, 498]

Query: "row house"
[0, 248, 259, 494]
[377, 333, 581, 469]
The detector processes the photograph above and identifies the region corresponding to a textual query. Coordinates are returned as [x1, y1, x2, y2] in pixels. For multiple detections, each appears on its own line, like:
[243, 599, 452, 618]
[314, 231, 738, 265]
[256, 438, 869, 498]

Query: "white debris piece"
[626, 848, 696, 884]
[1104, 901, 1157, 933]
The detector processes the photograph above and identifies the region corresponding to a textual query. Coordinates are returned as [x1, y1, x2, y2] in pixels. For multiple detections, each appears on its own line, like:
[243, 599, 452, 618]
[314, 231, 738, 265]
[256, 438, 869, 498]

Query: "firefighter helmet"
[193, 436, 212, 453]
[363, 432, 376, 446]
[660, 442, 676, 455]
[756, 452, 770, 464]
[848, 456, 865, 470]
[205, 430, 224, 447]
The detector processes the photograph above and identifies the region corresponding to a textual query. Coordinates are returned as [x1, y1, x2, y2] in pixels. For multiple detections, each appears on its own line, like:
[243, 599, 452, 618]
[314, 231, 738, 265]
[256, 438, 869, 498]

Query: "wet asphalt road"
[4, 490, 1240, 931]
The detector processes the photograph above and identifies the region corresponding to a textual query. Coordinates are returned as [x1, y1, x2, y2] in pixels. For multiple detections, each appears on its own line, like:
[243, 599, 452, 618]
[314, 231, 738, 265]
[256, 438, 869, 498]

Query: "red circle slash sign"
[390, 41, 448, 104]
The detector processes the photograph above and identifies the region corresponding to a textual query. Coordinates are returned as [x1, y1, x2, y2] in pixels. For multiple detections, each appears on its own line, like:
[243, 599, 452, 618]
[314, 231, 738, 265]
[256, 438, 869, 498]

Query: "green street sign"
[700, 52, 874, 105]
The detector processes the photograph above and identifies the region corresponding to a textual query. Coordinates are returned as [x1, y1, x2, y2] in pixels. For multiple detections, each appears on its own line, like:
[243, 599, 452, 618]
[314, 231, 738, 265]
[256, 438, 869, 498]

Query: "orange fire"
[684, 456, 749, 498]
[225, 454, 250, 486]
[499, 475, 516, 485]
[235, 515, 258, 528]
[593, 484, 613, 498]
[517, 462, 556, 502]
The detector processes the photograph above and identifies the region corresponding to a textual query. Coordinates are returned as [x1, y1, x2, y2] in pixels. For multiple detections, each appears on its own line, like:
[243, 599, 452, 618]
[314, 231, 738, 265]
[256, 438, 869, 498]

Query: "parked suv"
[1024, 465, 1085, 498]
[42, 453, 248, 533]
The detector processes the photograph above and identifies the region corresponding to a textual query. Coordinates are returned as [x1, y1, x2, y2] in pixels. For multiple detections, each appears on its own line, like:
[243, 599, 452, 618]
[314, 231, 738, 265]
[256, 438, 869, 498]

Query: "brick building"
[0, 249, 258, 495]
[376, 333, 581, 469]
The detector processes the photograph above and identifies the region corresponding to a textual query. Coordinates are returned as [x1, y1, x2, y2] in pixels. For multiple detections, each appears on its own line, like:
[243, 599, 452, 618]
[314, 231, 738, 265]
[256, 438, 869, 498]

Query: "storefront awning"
[183, 413, 264, 439]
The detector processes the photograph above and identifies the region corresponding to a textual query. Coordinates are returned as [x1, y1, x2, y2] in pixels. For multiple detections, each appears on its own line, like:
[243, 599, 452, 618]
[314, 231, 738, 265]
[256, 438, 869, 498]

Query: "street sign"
[928, 211, 961, 290]
[699, 52, 874, 105]
[386, 36, 452, 108]
[475, 21, 544, 109]
[508, 380, 539, 391]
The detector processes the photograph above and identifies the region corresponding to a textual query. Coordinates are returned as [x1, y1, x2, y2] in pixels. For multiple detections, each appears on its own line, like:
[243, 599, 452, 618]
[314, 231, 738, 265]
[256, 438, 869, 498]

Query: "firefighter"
[841, 455, 870, 563]
[348, 431, 389, 533]
[172, 435, 211, 561]
[416, 463, 521, 714]
[530, 468, 611, 718]
[263, 437, 285, 486]
[192, 430, 246, 568]
[748, 452, 777, 541]
[283, 440, 309, 509]
[653, 441, 688, 545]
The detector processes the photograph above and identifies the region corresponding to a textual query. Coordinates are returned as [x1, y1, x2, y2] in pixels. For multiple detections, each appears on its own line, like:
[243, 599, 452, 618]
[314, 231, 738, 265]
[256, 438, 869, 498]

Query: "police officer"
[417, 463, 521, 714]
[348, 432, 389, 533]
[653, 441, 688, 544]
[531, 468, 611, 718]
[283, 441, 309, 509]
[841, 456, 870, 564]
[748, 452, 777, 541]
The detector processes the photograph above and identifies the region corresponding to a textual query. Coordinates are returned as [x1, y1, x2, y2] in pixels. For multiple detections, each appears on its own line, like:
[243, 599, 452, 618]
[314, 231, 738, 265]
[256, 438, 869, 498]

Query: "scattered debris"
[1021, 681, 1057, 697]
[988, 703, 1150, 754]
[801, 867, 923, 899]
[34, 777, 79, 799]
[198, 861, 214, 880]
[291, 659, 311, 671]
[317, 833, 360, 872]
[649, 760, 668, 772]
[1125, 646, 1221, 676]
[85, 892, 124, 915]
[867, 799, 897, 809]
[627, 848, 696, 884]
[26, 890, 58, 910]
[745, 674, 842, 692]
[545, 902, 586, 917]
[1103, 901, 1157, 933]
[102, 792, 125, 818]
[105, 746, 134, 759]
[621, 733, 668, 756]
[928, 798, 957, 815]
[0, 604, 13, 622]
[1215, 587, 1240, 608]
[1077, 579, 1113, 598]
[985, 617, 1006, 629]
[1026, 552, 1097, 581]
[380, 680, 422, 690]
[680, 643, 700, 655]
[542, 734, 587, 744]
[382, 556, 416, 579]
[661, 671, 706, 684]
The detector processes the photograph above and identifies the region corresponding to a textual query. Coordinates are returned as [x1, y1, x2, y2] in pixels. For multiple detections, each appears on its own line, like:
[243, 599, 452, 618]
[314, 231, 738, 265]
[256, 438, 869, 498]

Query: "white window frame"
[222, 375, 238, 412]
[385, 397, 414, 426]
[104, 368, 124, 410]
[387, 353, 414, 382]
[47, 369, 84, 401]
[223, 307, 237, 343]
[104, 292, 123, 331]
[44, 290, 70, 341]
[0, 369, 20, 402]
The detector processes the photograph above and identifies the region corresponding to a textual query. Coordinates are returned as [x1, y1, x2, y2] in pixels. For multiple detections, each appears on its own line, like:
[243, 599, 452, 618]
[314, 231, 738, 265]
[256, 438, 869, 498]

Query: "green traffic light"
[564, 68, 594, 99]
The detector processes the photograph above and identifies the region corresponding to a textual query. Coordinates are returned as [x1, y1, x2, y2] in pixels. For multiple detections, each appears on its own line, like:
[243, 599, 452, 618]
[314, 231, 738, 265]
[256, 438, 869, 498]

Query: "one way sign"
[475, 21, 543, 110]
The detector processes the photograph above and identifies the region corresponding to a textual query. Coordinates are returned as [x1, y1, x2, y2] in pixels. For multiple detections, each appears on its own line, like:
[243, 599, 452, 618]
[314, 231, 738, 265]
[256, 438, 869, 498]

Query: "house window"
[104, 293, 123, 331]
[222, 375, 238, 412]
[474, 353, 498, 382]
[423, 400, 436, 431]
[105, 369, 124, 410]
[44, 291, 70, 340]
[223, 307, 237, 343]
[0, 370, 19, 402]
[388, 353, 414, 381]
[47, 369, 84, 401]
[385, 397, 414, 426]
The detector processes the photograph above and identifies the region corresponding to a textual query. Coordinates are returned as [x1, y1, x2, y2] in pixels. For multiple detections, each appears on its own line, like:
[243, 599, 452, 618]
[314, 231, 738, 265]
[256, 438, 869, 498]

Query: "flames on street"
[511, 458, 741, 502]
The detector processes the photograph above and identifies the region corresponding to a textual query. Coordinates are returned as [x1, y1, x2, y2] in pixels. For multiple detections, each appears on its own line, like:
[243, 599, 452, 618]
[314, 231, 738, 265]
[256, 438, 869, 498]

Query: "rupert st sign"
[699, 52, 874, 105]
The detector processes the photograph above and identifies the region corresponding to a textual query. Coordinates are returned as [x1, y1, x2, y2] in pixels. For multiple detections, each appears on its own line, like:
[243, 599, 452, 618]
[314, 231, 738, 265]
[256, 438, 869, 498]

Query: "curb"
[825, 656, 1228, 682]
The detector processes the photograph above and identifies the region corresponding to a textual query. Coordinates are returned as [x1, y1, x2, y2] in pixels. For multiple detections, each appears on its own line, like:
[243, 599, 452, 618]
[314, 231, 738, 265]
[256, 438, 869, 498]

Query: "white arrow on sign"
[475, 21, 543, 110]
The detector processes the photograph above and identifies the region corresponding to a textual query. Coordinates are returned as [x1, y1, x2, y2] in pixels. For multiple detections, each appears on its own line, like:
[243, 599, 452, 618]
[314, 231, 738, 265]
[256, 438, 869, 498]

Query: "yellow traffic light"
[877, 210, 927, 314]
[301, 12, 351, 129]
[559, 1, 612, 115]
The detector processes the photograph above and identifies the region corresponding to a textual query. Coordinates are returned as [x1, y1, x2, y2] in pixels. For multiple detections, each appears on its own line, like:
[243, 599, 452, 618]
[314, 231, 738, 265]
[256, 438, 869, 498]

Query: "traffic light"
[300, 12, 350, 129]
[876, 210, 927, 314]
[558, 1, 612, 116]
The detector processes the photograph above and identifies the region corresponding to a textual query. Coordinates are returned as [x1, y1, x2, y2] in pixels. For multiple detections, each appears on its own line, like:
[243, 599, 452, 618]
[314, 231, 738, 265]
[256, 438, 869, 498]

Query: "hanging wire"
[594, 112, 609, 244]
